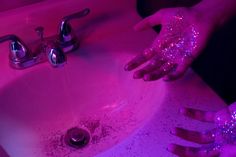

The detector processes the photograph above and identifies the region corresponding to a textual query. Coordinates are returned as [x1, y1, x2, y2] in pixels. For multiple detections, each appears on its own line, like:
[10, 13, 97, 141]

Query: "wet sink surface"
[0, 0, 166, 156]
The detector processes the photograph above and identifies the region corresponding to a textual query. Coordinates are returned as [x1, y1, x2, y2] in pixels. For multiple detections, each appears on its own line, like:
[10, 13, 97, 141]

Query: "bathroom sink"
[0, 0, 227, 157]
[0, 0, 166, 156]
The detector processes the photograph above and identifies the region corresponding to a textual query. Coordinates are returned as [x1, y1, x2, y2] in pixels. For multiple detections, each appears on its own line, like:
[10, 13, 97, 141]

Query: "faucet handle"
[0, 35, 34, 69]
[34, 26, 66, 67]
[0, 35, 30, 61]
[48, 46, 67, 67]
[39, 40, 67, 67]
[59, 8, 90, 53]
[62, 8, 90, 22]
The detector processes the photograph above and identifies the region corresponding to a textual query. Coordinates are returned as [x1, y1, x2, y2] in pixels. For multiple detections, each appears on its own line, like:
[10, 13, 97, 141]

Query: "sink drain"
[64, 127, 90, 149]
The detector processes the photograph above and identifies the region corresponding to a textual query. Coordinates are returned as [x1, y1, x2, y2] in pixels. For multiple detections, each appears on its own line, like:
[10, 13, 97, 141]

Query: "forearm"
[192, 0, 236, 28]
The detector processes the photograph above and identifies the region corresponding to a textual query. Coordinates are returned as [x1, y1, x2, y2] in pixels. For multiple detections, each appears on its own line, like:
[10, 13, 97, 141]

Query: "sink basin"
[0, 53, 166, 157]
[0, 47, 165, 157]
[0, 1, 227, 157]
[0, 0, 166, 156]
[0, 48, 166, 157]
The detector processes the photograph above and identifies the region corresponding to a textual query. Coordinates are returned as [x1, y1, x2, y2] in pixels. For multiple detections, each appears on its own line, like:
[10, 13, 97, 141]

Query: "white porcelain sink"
[0, 0, 167, 156]
[0, 1, 227, 157]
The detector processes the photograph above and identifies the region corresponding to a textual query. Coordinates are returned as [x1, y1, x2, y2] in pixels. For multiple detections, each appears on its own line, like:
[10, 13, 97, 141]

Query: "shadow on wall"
[0, 0, 44, 12]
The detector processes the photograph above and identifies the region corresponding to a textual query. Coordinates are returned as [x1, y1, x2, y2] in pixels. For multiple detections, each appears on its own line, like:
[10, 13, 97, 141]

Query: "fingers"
[228, 102, 236, 112]
[214, 102, 236, 125]
[133, 56, 165, 79]
[163, 60, 191, 81]
[134, 12, 162, 31]
[167, 144, 219, 157]
[180, 107, 215, 122]
[143, 62, 175, 81]
[215, 107, 232, 125]
[124, 49, 155, 71]
[171, 127, 215, 144]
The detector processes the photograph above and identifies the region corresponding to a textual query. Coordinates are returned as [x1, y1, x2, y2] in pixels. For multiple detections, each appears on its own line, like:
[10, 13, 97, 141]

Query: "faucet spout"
[0, 35, 31, 62]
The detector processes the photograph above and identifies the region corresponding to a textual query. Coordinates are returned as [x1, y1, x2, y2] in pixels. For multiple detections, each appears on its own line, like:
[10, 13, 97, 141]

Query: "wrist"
[190, 4, 224, 30]
[191, 0, 236, 29]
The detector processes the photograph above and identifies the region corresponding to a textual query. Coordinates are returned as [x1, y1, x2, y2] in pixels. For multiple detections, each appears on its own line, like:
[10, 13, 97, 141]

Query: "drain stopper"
[64, 127, 90, 148]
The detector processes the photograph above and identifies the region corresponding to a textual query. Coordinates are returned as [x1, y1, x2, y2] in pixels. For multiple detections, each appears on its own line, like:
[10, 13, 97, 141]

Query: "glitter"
[206, 111, 236, 152]
[217, 111, 236, 143]
[149, 11, 199, 64]
[200, 111, 236, 153]
[202, 143, 223, 153]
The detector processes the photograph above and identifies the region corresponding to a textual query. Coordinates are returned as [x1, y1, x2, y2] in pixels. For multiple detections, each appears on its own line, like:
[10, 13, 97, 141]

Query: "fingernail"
[163, 76, 170, 81]
[143, 74, 151, 81]
[124, 64, 130, 71]
[167, 144, 175, 152]
[133, 73, 140, 79]
[133, 72, 142, 79]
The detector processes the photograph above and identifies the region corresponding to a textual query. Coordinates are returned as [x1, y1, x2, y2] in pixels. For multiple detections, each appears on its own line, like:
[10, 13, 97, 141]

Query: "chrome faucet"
[0, 8, 90, 69]
[59, 8, 90, 53]
[0, 34, 66, 69]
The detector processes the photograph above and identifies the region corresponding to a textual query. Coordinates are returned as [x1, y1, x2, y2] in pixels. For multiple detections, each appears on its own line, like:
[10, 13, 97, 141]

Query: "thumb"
[134, 12, 162, 31]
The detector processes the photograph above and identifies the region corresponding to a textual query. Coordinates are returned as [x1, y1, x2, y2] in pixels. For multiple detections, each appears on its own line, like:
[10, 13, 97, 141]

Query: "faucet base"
[60, 38, 79, 53]
[10, 58, 37, 69]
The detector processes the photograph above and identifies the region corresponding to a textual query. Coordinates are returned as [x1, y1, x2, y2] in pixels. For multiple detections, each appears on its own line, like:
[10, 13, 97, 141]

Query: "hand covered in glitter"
[125, 8, 213, 81]
[168, 102, 236, 157]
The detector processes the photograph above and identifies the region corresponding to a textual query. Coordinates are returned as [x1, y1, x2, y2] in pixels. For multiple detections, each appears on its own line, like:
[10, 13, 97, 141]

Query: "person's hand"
[168, 102, 236, 157]
[0, 146, 9, 157]
[220, 145, 236, 157]
[125, 7, 214, 81]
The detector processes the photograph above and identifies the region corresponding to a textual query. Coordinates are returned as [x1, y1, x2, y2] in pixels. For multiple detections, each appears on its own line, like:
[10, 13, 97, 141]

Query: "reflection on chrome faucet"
[0, 34, 67, 69]
[0, 8, 90, 69]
